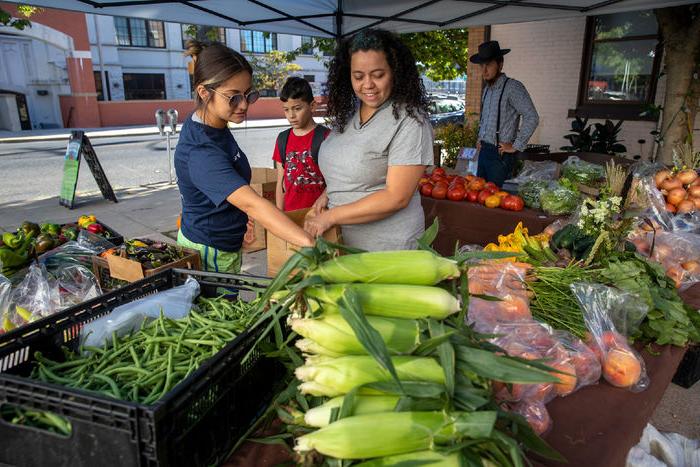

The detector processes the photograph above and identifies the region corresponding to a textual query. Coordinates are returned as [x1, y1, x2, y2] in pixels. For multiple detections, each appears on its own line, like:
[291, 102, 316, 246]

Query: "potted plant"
[434, 123, 479, 169]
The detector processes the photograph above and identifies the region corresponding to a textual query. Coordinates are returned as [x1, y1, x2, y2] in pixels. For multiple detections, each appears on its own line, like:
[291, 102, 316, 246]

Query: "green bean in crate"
[33, 296, 260, 404]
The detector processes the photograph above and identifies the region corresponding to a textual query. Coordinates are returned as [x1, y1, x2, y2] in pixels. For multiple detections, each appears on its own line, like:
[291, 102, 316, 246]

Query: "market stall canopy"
[5, 0, 698, 38]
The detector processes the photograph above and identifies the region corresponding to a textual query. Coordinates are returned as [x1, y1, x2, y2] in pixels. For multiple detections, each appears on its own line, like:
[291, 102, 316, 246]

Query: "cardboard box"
[244, 168, 279, 252]
[266, 208, 341, 277]
[92, 247, 202, 291]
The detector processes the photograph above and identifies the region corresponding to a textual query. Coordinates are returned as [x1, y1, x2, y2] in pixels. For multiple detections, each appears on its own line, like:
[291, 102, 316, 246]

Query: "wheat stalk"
[672, 143, 700, 170]
[605, 160, 627, 196]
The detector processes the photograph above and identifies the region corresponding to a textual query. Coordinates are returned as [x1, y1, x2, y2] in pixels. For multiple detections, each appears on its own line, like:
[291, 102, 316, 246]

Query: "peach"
[603, 348, 642, 388]
[550, 362, 578, 396]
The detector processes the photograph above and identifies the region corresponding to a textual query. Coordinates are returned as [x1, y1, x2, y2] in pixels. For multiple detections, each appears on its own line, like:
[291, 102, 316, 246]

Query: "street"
[0, 126, 281, 204]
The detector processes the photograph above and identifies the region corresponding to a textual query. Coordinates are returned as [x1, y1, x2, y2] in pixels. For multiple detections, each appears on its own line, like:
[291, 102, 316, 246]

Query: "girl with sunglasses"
[175, 41, 313, 273]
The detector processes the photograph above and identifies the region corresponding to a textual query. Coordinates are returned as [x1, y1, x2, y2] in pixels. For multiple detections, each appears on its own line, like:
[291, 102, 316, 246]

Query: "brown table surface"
[223, 344, 686, 467]
[421, 196, 560, 255]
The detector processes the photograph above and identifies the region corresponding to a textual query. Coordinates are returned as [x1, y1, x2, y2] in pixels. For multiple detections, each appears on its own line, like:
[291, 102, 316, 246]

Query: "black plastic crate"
[672, 345, 700, 389]
[0, 268, 286, 467]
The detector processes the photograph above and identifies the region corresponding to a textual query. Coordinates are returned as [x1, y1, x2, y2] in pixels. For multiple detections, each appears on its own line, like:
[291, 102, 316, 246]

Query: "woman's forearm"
[327, 189, 413, 225]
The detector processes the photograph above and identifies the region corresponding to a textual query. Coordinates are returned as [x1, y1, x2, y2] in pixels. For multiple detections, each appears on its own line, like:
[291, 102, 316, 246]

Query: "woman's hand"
[304, 210, 334, 237]
[310, 191, 329, 216]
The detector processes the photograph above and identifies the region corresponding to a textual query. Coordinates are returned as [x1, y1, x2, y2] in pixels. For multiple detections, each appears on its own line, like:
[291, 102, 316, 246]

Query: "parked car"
[428, 99, 465, 127]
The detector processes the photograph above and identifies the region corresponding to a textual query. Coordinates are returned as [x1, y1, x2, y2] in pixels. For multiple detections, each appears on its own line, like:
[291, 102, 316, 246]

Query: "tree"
[289, 30, 469, 82]
[400, 29, 469, 81]
[654, 5, 700, 164]
[248, 50, 302, 95]
[0, 4, 39, 30]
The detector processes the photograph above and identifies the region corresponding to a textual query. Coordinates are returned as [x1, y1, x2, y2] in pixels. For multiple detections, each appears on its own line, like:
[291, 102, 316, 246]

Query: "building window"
[572, 10, 661, 120]
[123, 73, 166, 100]
[303, 74, 315, 83]
[240, 30, 277, 53]
[181, 24, 226, 48]
[301, 36, 314, 55]
[114, 17, 165, 48]
[93, 70, 111, 101]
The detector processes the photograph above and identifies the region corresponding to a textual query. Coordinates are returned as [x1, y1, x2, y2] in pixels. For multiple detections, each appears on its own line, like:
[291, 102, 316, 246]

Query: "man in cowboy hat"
[470, 40, 539, 187]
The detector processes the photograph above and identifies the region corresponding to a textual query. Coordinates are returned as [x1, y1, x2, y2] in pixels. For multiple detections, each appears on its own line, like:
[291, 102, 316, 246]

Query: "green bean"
[92, 374, 123, 399]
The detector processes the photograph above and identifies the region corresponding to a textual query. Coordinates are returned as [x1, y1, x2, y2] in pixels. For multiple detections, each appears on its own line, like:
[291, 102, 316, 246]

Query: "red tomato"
[502, 195, 525, 211]
[434, 180, 449, 190]
[484, 182, 499, 191]
[420, 183, 434, 197]
[433, 167, 446, 177]
[432, 185, 448, 199]
[447, 186, 466, 201]
[469, 179, 486, 192]
[466, 190, 479, 203]
[477, 190, 491, 205]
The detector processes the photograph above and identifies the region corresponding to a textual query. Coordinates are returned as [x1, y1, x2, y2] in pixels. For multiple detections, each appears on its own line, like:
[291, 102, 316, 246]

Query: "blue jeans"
[476, 142, 516, 187]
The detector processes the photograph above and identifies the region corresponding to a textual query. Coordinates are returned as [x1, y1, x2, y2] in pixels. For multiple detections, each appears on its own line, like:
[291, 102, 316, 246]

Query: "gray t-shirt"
[318, 101, 434, 251]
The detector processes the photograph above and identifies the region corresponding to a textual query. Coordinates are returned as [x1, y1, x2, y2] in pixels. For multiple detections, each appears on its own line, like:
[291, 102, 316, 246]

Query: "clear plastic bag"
[9, 263, 59, 327]
[561, 156, 605, 185]
[54, 265, 101, 309]
[0, 274, 12, 333]
[510, 401, 552, 436]
[39, 240, 100, 274]
[507, 160, 560, 185]
[539, 181, 581, 216]
[76, 229, 116, 253]
[630, 230, 700, 290]
[467, 262, 532, 332]
[81, 276, 200, 349]
[552, 330, 601, 390]
[571, 282, 649, 392]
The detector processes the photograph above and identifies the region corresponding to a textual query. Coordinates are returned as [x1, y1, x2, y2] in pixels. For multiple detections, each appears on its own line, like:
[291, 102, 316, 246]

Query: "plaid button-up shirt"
[478, 73, 539, 152]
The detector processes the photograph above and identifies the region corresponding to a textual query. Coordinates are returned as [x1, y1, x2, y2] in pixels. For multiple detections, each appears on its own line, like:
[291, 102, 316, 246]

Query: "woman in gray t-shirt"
[304, 29, 434, 251]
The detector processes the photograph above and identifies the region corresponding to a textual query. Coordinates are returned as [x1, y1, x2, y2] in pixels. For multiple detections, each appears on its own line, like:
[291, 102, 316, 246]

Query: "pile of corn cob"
[271, 249, 563, 465]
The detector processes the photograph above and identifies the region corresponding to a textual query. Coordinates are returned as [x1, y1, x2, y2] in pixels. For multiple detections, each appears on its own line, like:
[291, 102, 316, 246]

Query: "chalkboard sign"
[59, 131, 117, 209]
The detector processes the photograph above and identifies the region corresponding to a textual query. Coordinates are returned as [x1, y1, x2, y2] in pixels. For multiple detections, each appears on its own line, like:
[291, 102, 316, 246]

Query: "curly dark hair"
[325, 28, 430, 133]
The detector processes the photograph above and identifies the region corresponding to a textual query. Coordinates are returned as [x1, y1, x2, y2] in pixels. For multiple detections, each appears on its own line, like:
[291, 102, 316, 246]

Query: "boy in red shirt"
[273, 77, 329, 211]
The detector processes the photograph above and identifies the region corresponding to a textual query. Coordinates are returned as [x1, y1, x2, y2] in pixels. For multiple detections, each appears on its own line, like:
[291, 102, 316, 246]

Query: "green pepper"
[0, 246, 29, 270]
[40, 223, 61, 236]
[34, 234, 55, 255]
[2, 233, 18, 249]
[62, 227, 78, 241]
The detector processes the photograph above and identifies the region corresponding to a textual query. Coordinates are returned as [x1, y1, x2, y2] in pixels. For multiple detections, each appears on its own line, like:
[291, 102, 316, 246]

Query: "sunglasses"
[209, 88, 260, 108]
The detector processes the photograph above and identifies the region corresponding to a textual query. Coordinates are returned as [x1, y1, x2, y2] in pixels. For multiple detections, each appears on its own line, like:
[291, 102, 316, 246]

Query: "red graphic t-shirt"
[272, 127, 329, 211]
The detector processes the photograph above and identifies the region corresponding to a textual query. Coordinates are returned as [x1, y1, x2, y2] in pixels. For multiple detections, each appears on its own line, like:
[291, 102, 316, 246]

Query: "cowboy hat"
[469, 40, 511, 64]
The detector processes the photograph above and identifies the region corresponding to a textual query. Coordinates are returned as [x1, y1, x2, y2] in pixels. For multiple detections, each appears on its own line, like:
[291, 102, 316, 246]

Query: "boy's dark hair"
[280, 77, 314, 103]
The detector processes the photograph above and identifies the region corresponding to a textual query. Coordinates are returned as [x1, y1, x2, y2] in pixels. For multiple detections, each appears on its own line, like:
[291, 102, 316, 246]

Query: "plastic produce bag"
[467, 262, 532, 332]
[539, 182, 580, 216]
[518, 180, 549, 210]
[0, 274, 12, 333]
[509, 401, 552, 436]
[76, 229, 116, 253]
[552, 330, 601, 389]
[629, 230, 700, 290]
[54, 265, 101, 309]
[627, 424, 700, 467]
[9, 263, 59, 327]
[507, 160, 560, 185]
[571, 282, 649, 392]
[40, 240, 101, 274]
[561, 156, 605, 185]
[81, 276, 200, 348]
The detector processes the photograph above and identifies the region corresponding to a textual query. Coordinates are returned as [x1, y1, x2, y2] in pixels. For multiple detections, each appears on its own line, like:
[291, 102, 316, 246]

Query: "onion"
[688, 185, 700, 198]
[665, 202, 677, 213]
[677, 169, 698, 186]
[694, 197, 700, 210]
[676, 199, 695, 213]
[666, 187, 687, 206]
[691, 177, 700, 187]
[654, 169, 672, 188]
[661, 177, 683, 192]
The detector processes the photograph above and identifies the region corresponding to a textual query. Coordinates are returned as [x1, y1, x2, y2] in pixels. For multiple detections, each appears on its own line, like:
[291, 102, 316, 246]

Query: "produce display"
[32, 296, 258, 404]
[419, 167, 525, 211]
[0, 215, 118, 277]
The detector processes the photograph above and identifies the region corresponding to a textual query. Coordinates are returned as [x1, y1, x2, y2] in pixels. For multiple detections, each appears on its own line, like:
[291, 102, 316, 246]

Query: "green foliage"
[400, 29, 469, 82]
[0, 4, 38, 30]
[248, 50, 302, 95]
[561, 117, 627, 154]
[434, 123, 479, 169]
[183, 24, 223, 43]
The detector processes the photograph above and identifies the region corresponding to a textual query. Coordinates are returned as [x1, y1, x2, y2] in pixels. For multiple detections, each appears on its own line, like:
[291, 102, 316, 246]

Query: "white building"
[86, 14, 330, 103]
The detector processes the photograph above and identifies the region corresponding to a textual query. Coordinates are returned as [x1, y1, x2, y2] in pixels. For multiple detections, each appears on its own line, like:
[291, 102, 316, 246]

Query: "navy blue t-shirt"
[175, 114, 251, 252]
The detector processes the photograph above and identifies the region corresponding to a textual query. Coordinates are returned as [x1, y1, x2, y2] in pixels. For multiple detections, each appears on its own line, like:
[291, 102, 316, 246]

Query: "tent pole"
[335, 0, 343, 43]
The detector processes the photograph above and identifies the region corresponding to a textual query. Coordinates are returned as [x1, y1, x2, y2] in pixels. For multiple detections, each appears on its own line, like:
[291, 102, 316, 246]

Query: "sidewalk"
[0, 117, 326, 143]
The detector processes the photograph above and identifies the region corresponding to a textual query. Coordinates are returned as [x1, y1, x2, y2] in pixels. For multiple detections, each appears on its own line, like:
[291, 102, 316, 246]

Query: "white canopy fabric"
[4, 0, 697, 37]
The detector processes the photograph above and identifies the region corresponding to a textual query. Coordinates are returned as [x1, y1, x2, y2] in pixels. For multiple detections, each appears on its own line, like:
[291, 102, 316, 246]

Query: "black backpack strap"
[276, 128, 292, 166]
[310, 125, 329, 164]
